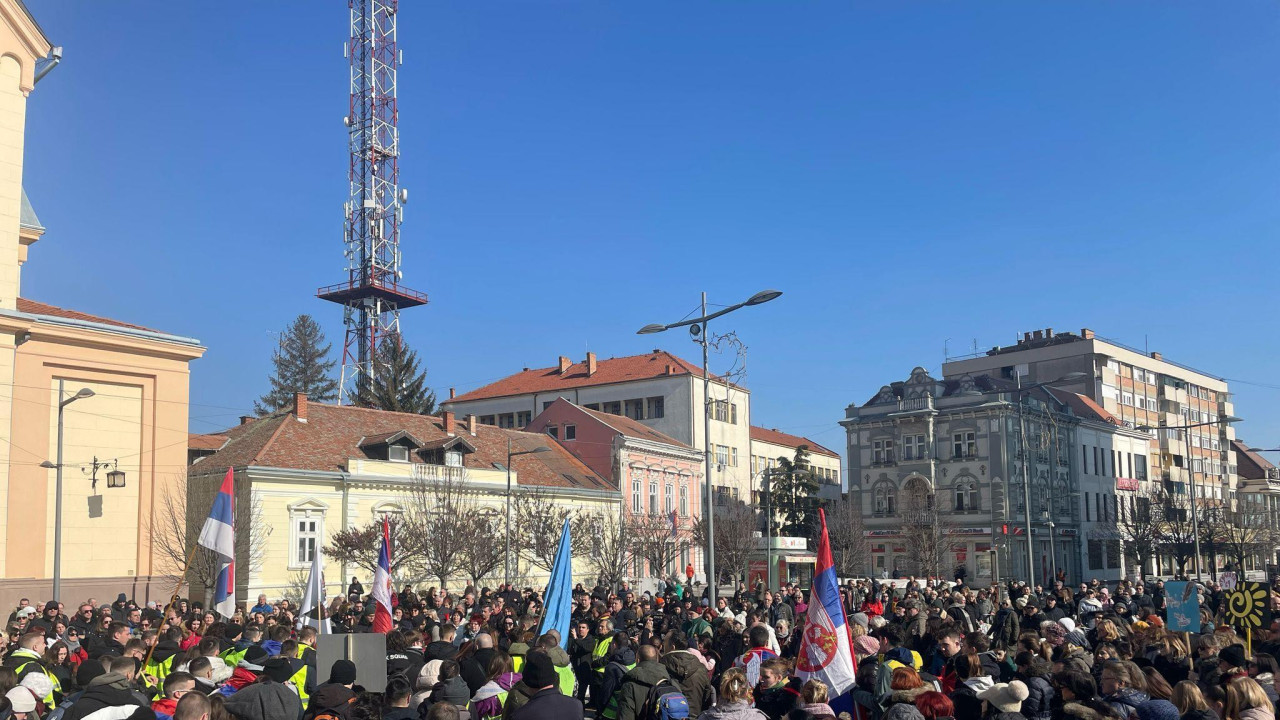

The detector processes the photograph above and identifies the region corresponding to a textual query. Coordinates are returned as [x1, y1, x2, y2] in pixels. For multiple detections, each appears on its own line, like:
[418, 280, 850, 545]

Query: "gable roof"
[446, 350, 729, 404]
[1232, 439, 1275, 481]
[17, 297, 161, 333]
[1046, 388, 1120, 425]
[190, 401, 613, 491]
[188, 433, 228, 452]
[750, 426, 840, 458]
[579, 405, 693, 449]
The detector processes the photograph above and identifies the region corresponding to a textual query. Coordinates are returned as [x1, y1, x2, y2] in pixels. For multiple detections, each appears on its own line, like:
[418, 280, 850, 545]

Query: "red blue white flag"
[197, 468, 236, 619]
[795, 508, 856, 695]
[371, 516, 394, 634]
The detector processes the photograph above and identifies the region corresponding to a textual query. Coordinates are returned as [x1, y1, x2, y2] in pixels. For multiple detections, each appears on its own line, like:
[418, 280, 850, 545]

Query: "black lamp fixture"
[106, 465, 126, 489]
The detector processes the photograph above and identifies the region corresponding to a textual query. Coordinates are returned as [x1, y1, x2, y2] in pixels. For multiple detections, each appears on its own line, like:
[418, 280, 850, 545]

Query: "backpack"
[639, 678, 689, 720]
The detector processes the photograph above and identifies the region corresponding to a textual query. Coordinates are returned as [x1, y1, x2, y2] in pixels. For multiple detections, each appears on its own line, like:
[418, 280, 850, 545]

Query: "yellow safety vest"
[592, 637, 612, 674]
[14, 660, 60, 706]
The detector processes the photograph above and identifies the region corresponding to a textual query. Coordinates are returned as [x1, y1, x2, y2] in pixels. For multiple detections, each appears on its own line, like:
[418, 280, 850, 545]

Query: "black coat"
[461, 647, 496, 696]
[510, 687, 584, 720]
[1019, 674, 1054, 720]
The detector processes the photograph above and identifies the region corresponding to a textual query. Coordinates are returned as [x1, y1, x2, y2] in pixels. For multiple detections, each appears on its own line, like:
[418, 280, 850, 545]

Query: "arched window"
[954, 484, 966, 511]
[968, 483, 979, 511]
[874, 483, 897, 515]
[955, 481, 978, 511]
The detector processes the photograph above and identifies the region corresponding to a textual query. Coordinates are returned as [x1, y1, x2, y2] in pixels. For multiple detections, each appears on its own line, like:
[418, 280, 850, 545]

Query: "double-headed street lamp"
[40, 381, 95, 602]
[1136, 415, 1241, 581]
[503, 439, 551, 588]
[638, 289, 782, 605]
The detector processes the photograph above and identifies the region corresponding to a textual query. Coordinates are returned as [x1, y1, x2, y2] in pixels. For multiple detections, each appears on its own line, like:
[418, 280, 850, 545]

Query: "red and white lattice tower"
[318, 0, 426, 403]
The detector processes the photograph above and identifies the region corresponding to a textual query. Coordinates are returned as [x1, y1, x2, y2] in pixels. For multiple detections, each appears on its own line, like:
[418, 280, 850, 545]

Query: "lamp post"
[1045, 519, 1057, 581]
[1003, 372, 1086, 584]
[1138, 415, 1240, 581]
[40, 381, 94, 602]
[504, 439, 551, 588]
[639, 289, 782, 604]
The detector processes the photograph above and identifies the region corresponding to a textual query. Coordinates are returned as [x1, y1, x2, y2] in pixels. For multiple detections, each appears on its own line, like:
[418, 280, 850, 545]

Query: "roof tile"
[750, 426, 840, 458]
[446, 350, 719, 404]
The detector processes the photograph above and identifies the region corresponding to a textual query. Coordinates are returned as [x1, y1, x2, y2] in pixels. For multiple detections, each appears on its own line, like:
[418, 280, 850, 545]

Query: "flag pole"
[143, 539, 203, 678]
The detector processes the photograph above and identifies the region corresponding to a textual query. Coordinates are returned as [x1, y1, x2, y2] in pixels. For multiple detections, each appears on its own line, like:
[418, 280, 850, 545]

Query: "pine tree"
[354, 331, 437, 415]
[255, 314, 340, 414]
[767, 446, 821, 538]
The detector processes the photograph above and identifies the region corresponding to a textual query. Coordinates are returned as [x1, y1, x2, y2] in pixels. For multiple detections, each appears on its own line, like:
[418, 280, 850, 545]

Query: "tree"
[326, 520, 415, 579]
[900, 480, 949, 579]
[255, 314, 339, 414]
[1155, 491, 1200, 577]
[354, 331, 437, 415]
[457, 508, 507, 587]
[403, 476, 471, 588]
[511, 487, 591, 575]
[767, 446, 821, 539]
[824, 493, 868, 578]
[692, 500, 758, 585]
[628, 513, 690, 580]
[1218, 503, 1273, 575]
[1114, 490, 1161, 581]
[582, 511, 632, 590]
[151, 473, 270, 608]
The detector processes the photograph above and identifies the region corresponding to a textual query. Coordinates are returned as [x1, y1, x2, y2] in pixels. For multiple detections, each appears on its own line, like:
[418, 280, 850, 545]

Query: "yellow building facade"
[0, 1, 204, 607]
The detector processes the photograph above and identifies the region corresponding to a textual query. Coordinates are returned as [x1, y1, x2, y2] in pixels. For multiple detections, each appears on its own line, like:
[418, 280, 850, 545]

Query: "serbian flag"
[197, 468, 236, 619]
[371, 516, 394, 634]
[795, 508, 856, 695]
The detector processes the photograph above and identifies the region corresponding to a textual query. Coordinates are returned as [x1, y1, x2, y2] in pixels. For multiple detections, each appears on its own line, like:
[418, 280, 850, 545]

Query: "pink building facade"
[528, 398, 705, 581]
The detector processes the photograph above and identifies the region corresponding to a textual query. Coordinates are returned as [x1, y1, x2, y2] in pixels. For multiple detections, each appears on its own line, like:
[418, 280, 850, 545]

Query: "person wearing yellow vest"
[2, 632, 61, 706]
[220, 625, 261, 667]
[587, 617, 614, 711]
[471, 649, 521, 720]
[597, 634, 637, 720]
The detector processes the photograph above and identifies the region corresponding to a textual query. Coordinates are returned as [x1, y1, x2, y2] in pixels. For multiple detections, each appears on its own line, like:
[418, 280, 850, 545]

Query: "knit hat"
[5, 687, 34, 713]
[1014, 596, 1028, 609]
[417, 660, 442, 692]
[978, 680, 1030, 713]
[1136, 700, 1181, 720]
[851, 612, 869, 630]
[523, 651, 557, 689]
[328, 659, 358, 685]
[1042, 623, 1066, 647]
[1058, 618, 1076, 633]
[263, 657, 295, 684]
[15, 607, 35, 618]
[224, 623, 244, 640]
[1220, 644, 1248, 669]
[239, 645, 269, 671]
[854, 635, 880, 657]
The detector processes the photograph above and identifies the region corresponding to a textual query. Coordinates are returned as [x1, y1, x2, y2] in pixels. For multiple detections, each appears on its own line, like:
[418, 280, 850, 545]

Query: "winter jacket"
[1180, 709, 1218, 720]
[63, 673, 147, 720]
[1058, 649, 1092, 677]
[471, 671, 521, 720]
[418, 675, 471, 718]
[615, 660, 674, 720]
[501, 681, 538, 719]
[882, 687, 930, 720]
[1103, 688, 1149, 720]
[697, 700, 768, 720]
[305, 682, 356, 720]
[509, 686, 585, 720]
[1019, 673, 1054, 720]
[598, 647, 637, 714]
[424, 641, 458, 663]
[383, 708, 417, 720]
[953, 676, 995, 720]
[461, 648, 496, 696]
[989, 712, 1028, 720]
[800, 703, 838, 720]
[224, 679, 303, 720]
[661, 650, 710, 717]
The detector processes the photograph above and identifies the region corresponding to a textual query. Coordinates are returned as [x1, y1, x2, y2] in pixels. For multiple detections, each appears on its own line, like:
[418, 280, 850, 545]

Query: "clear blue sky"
[19, 2, 1280, 463]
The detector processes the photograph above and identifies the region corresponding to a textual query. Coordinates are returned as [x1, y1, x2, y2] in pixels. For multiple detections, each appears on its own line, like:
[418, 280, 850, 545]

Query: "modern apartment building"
[749, 426, 843, 502]
[943, 328, 1238, 518]
[443, 350, 755, 505]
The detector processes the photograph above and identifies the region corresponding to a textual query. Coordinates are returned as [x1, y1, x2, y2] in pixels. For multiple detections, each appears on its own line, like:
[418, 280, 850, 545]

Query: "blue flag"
[538, 518, 573, 648]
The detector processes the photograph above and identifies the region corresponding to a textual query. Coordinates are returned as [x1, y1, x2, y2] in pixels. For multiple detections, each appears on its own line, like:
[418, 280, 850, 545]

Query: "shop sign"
[947, 527, 993, 536]
[1117, 477, 1140, 491]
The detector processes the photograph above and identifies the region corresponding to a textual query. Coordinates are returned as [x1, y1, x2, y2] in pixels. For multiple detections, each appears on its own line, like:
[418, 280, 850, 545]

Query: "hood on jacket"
[626, 659, 671, 686]
[661, 650, 707, 682]
[310, 682, 356, 711]
[1063, 702, 1106, 720]
[87, 672, 134, 691]
[1106, 688, 1149, 708]
[431, 675, 471, 706]
[609, 646, 637, 667]
[696, 699, 768, 719]
[963, 676, 996, 693]
[543, 645, 571, 667]
[470, 671, 521, 701]
[888, 685, 932, 705]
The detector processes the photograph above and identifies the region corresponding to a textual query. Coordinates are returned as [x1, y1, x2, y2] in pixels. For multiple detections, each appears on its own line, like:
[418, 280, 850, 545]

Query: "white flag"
[297, 548, 330, 633]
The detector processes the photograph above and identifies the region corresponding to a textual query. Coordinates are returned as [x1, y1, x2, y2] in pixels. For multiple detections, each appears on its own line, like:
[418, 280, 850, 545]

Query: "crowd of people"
[0, 573, 1270, 720]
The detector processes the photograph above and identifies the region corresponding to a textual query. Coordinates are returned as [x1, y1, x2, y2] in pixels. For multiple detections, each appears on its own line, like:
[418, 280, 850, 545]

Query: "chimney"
[558, 356, 571, 374]
[239, 415, 254, 426]
[449, 387, 456, 400]
[586, 352, 597, 376]
[1023, 332, 1032, 343]
[1150, 351, 1163, 361]
[1081, 328, 1095, 340]
[467, 414, 478, 436]
[1045, 327, 1054, 338]
[443, 410, 456, 434]
[293, 392, 308, 422]
[665, 364, 674, 375]
[1032, 330, 1044, 341]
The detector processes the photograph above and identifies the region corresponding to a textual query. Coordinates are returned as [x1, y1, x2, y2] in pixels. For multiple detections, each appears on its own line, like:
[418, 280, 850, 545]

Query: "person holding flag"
[795, 508, 856, 697]
[371, 515, 394, 634]
[197, 468, 236, 620]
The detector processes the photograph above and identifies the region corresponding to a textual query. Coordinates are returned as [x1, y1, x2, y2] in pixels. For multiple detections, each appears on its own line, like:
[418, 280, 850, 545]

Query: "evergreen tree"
[255, 314, 339, 414]
[767, 446, 821, 538]
[354, 331, 437, 414]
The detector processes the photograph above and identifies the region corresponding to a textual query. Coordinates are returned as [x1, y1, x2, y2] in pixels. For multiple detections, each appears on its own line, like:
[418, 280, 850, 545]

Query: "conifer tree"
[354, 331, 437, 415]
[767, 445, 821, 538]
[255, 314, 340, 414]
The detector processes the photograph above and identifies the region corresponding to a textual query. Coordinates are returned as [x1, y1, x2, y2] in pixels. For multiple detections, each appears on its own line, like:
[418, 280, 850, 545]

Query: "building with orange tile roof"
[749, 425, 843, 502]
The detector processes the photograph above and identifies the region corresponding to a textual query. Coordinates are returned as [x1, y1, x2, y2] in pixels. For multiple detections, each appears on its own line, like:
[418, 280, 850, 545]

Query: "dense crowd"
[0, 574, 1271, 720]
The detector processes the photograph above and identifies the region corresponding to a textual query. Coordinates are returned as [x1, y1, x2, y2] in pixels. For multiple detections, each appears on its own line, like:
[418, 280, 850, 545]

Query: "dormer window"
[445, 449, 463, 467]
[359, 430, 425, 462]
[389, 445, 410, 463]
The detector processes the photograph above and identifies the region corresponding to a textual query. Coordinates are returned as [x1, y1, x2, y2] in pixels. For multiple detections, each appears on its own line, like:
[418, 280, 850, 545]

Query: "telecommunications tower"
[318, 0, 426, 403]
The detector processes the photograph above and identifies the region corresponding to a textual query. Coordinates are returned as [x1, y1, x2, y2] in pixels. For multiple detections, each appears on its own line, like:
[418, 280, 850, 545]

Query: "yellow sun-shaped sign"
[1224, 582, 1271, 630]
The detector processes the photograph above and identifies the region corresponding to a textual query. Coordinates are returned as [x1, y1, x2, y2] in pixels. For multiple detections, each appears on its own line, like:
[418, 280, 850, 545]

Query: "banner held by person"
[795, 507, 856, 696]
[371, 515, 394, 634]
[537, 517, 573, 648]
[197, 467, 236, 619]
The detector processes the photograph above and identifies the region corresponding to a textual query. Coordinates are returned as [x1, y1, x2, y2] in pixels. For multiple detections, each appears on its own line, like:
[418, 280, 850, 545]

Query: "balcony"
[346, 458, 507, 486]
[899, 396, 934, 412]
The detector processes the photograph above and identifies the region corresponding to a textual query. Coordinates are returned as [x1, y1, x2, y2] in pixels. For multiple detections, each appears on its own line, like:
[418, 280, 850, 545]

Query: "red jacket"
[860, 599, 884, 617]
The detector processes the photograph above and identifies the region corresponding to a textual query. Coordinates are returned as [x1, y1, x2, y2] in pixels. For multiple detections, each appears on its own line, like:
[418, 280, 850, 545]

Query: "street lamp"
[503, 439, 551, 587]
[1137, 415, 1240, 580]
[40, 382, 94, 602]
[638, 289, 782, 604]
[1006, 371, 1086, 585]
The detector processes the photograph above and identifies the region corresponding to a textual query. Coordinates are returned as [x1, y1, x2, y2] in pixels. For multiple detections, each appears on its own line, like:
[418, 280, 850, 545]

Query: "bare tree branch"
[692, 500, 757, 585]
[628, 513, 689, 579]
[824, 494, 869, 578]
[511, 486, 590, 574]
[582, 511, 632, 589]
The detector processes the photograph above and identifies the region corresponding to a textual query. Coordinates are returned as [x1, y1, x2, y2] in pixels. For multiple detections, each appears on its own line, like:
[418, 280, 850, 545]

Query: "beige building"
[749, 426, 842, 502]
[0, 1, 205, 608]
[188, 396, 622, 599]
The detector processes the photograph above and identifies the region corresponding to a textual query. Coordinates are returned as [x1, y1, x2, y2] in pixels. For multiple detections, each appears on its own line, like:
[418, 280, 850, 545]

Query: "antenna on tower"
[318, 0, 426, 404]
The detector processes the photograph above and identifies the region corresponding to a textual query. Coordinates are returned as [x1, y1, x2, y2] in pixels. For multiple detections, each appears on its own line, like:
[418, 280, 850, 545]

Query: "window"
[715, 445, 729, 467]
[498, 413, 516, 429]
[563, 424, 576, 441]
[904, 434, 926, 460]
[1122, 392, 1133, 406]
[624, 399, 645, 420]
[730, 447, 739, 467]
[584, 403, 599, 411]
[874, 483, 897, 514]
[632, 476, 643, 514]
[954, 482, 978, 512]
[679, 484, 688, 516]
[647, 396, 665, 419]
[665, 484, 674, 514]
[479, 415, 495, 426]
[952, 432, 976, 458]
[546, 426, 559, 440]
[873, 439, 895, 464]
[751, 456, 759, 475]
[289, 502, 326, 568]
[712, 401, 737, 424]
[388, 444, 410, 462]
[543, 401, 555, 412]
[1088, 539, 1103, 569]
[1082, 445, 1088, 471]
[649, 480, 659, 515]
[1085, 492, 1091, 521]
[444, 449, 463, 467]
[601, 401, 621, 416]
[516, 411, 531, 427]
[1135, 454, 1148, 481]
